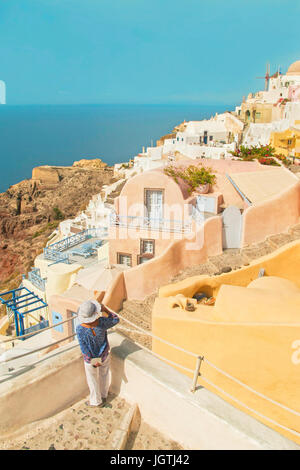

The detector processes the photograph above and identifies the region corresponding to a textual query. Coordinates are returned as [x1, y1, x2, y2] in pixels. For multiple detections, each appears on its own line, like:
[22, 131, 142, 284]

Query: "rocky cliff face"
[0, 162, 115, 300]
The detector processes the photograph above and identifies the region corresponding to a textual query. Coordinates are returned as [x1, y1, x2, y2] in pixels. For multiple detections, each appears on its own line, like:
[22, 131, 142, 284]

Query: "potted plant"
[164, 164, 216, 194]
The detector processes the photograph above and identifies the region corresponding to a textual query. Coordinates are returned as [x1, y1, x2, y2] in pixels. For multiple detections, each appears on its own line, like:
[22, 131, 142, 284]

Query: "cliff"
[0, 161, 115, 304]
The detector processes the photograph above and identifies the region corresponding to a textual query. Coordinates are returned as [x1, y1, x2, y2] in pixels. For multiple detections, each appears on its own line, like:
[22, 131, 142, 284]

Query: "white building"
[162, 112, 243, 159]
[241, 61, 300, 147]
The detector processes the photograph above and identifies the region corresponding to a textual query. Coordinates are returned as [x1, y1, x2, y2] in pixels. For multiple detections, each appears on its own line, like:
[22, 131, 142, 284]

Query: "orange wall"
[241, 181, 300, 246]
[109, 227, 179, 267]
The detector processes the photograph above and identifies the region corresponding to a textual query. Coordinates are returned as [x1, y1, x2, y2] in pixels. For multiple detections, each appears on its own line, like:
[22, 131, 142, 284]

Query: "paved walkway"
[0, 394, 182, 450]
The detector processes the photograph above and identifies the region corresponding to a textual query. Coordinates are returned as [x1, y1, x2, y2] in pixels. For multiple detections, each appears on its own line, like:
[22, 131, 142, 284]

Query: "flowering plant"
[230, 145, 280, 166]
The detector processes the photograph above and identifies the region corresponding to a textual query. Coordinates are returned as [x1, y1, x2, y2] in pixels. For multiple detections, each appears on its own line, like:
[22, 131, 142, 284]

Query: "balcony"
[43, 228, 108, 265]
[27, 268, 47, 291]
[110, 213, 192, 234]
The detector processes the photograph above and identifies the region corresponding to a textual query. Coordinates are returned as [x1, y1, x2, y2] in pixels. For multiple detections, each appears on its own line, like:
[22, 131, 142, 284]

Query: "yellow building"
[240, 101, 284, 124]
[270, 125, 300, 158]
[152, 241, 300, 444]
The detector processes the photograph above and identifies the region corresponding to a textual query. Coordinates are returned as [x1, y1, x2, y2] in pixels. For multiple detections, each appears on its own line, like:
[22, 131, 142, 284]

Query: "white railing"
[110, 213, 192, 234]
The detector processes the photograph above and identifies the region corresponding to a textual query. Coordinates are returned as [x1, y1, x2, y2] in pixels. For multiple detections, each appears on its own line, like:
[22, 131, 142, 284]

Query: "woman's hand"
[93, 290, 103, 302]
[92, 362, 101, 368]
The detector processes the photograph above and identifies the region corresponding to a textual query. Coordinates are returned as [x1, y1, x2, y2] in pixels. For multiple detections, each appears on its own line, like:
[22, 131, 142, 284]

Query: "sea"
[0, 103, 233, 193]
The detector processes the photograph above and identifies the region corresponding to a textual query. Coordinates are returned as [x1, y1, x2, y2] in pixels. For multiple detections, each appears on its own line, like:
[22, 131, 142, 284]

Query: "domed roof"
[286, 60, 300, 76]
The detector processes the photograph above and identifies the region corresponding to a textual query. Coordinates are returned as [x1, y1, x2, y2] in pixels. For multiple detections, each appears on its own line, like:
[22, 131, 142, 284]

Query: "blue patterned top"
[76, 311, 119, 363]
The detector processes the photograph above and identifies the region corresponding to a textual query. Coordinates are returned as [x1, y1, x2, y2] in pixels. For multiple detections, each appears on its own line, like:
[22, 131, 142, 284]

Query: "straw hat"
[77, 300, 102, 324]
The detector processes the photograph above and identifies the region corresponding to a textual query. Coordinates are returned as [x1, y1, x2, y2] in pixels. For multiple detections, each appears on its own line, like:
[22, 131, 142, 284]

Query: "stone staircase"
[104, 181, 126, 205]
[173, 222, 300, 281]
[0, 394, 181, 450]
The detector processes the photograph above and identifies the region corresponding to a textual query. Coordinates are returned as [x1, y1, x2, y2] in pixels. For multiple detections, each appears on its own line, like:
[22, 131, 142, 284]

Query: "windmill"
[256, 63, 271, 91]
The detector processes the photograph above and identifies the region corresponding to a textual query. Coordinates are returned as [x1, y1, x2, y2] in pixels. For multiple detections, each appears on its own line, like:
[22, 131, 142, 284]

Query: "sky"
[0, 0, 299, 106]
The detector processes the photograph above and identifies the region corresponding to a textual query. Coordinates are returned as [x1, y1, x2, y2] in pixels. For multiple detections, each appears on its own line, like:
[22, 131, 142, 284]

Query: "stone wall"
[32, 166, 60, 184]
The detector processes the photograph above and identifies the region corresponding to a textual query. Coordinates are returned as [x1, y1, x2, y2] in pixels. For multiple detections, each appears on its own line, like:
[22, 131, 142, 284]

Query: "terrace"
[43, 228, 108, 268]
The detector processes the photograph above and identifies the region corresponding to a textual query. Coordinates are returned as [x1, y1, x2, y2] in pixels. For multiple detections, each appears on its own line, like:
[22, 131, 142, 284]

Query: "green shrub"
[164, 164, 216, 193]
[53, 207, 64, 220]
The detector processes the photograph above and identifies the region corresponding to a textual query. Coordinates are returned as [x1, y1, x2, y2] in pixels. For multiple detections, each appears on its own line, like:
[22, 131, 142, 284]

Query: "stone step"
[105, 197, 115, 205]
[267, 232, 296, 250]
[288, 224, 300, 237]
[118, 307, 151, 332]
[240, 240, 274, 262]
[208, 251, 249, 272]
[125, 418, 182, 450]
[170, 261, 217, 283]
[0, 394, 129, 450]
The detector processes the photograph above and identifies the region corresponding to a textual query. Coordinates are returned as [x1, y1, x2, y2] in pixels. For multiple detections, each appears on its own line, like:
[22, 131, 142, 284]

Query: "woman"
[76, 298, 119, 407]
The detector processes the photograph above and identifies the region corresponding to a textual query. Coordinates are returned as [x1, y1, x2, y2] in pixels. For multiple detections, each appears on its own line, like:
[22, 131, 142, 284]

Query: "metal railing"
[27, 268, 46, 291]
[43, 227, 108, 264]
[110, 213, 192, 234]
[1, 308, 300, 440]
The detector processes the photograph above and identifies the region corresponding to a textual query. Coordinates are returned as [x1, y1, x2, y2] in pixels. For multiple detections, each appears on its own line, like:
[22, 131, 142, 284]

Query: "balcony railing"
[110, 213, 192, 233]
[28, 268, 47, 291]
[43, 227, 108, 263]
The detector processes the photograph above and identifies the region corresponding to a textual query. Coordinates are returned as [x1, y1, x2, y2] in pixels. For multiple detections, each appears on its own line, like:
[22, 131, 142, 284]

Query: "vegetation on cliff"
[0, 162, 115, 313]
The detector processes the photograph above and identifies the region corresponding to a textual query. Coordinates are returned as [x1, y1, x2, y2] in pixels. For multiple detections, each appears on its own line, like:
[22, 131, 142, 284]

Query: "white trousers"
[84, 355, 111, 406]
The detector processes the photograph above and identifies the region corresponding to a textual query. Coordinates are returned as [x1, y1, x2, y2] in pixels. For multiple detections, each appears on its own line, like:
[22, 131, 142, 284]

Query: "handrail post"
[190, 356, 204, 393]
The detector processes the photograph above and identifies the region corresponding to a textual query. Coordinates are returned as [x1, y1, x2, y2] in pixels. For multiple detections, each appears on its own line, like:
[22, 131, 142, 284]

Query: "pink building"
[108, 158, 279, 267]
[108, 166, 213, 267]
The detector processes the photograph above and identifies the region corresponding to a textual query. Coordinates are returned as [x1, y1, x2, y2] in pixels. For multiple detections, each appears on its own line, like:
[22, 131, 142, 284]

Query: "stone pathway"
[0, 394, 182, 451]
[0, 394, 128, 450]
[126, 420, 182, 450]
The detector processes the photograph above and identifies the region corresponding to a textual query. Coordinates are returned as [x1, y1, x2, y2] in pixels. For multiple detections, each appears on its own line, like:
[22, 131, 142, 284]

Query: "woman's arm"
[76, 327, 92, 363]
[99, 304, 120, 329]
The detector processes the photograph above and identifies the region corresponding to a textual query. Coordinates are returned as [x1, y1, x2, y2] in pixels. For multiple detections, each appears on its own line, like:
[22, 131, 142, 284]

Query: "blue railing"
[0, 286, 48, 337]
[28, 268, 46, 291]
[110, 213, 192, 233]
[43, 227, 108, 264]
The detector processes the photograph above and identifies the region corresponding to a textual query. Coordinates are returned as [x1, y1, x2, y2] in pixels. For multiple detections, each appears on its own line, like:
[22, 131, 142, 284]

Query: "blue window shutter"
[52, 311, 63, 333]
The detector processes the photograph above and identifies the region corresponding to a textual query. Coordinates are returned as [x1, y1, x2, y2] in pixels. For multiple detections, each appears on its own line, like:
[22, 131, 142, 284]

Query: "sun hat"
[77, 300, 102, 324]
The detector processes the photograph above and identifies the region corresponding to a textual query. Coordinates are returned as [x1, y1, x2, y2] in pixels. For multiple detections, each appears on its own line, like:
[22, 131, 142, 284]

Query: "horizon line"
[0, 102, 237, 107]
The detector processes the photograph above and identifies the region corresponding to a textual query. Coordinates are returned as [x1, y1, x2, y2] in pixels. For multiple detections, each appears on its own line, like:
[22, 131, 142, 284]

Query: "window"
[145, 189, 163, 219]
[138, 256, 150, 264]
[117, 253, 132, 267]
[141, 239, 155, 255]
